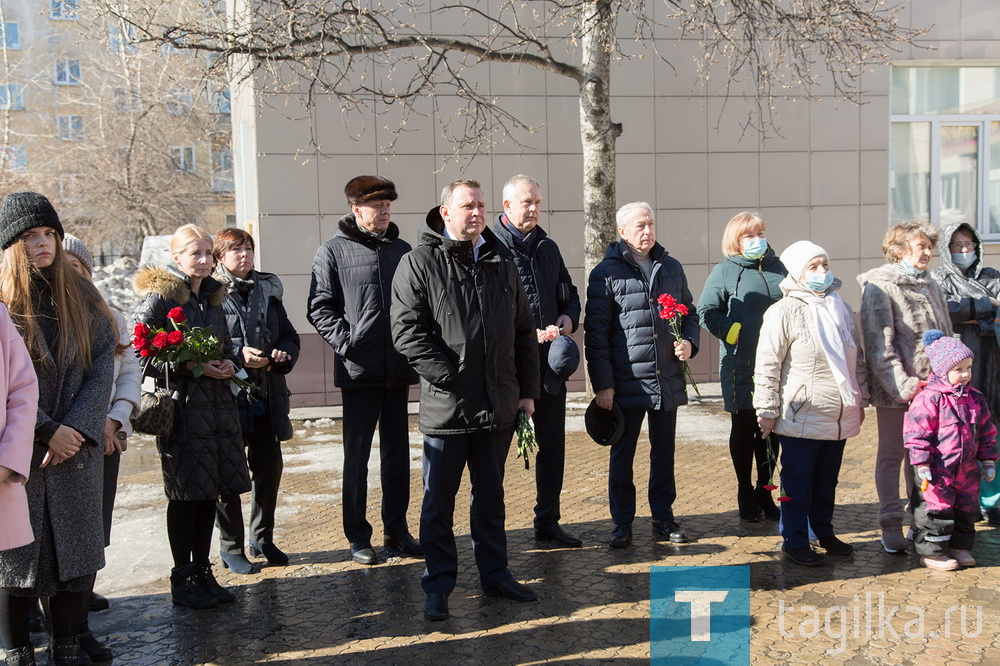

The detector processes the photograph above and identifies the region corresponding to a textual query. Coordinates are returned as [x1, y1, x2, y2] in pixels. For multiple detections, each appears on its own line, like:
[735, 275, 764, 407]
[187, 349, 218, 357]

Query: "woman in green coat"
[697, 212, 786, 522]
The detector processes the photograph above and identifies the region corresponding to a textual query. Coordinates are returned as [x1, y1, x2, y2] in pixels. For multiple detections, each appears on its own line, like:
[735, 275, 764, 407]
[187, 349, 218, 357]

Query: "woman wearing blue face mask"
[857, 221, 952, 554]
[698, 212, 786, 523]
[754, 241, 869, 565]
[931, 223, 1000, 524]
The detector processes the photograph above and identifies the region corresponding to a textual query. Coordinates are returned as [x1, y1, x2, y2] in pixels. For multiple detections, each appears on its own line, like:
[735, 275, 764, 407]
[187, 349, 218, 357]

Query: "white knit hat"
[780, 240, 828, 281]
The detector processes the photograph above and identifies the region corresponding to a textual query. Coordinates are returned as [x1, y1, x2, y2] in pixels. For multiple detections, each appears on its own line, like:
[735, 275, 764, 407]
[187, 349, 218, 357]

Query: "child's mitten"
[918, 466, 932, 491]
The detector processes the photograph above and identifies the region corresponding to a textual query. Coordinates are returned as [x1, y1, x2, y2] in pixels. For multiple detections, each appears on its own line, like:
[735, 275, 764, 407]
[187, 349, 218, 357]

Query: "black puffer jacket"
[134, 265, 250, 502]
[585, 240, 700, 411]
[492, 216, 581, 383]
[216, 268, 301, 441]
[391, 215, 539, 435]
[307, 214, 417, 388]
[931, 222, 1000, 421]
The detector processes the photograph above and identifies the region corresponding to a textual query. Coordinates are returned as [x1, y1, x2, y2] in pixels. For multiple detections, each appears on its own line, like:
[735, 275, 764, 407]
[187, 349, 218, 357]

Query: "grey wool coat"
[0, 268, 116, 595]
[134, 265, 250, 502]
[857, 263, 953, 409]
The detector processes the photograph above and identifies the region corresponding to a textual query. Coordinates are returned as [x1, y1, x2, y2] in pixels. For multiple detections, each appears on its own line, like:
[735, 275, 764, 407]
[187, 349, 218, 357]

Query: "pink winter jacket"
[0, 304, 39, 551]
[904, 375, 998, 513]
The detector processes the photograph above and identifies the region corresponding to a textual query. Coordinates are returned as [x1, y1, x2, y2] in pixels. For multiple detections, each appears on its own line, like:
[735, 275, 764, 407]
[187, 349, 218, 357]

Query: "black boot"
[756, 486, 780, 520]
[170, 564, 218, 609]
[737, 489, 759, 522]
[77, 632, 111, 663]
[193, 562, 235, 603]
[48, 636, 91, 666]
[4, 644, 36, 666]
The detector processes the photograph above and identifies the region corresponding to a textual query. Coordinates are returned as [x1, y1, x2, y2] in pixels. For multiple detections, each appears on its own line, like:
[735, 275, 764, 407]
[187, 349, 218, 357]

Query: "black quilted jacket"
[133, 265, 250, 502]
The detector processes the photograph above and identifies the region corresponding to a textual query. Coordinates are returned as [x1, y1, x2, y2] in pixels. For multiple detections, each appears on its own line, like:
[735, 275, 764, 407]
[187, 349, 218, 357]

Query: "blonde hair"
[882, 221, 938, 263]
[170, 223, 213, 253]
[0, 239, 116, 370]
[721, 212, 765, 257]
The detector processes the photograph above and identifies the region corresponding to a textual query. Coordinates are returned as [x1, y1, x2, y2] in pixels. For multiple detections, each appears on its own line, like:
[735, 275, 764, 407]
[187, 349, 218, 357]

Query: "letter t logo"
[674, 591, 729, 641]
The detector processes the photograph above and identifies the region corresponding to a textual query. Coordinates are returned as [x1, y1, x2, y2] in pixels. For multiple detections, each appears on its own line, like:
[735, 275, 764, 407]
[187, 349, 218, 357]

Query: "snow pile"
[93, 256, 140, 316]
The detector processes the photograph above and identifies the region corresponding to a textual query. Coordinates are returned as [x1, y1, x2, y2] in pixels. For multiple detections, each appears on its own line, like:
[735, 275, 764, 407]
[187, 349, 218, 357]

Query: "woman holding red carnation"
[133, 224, 250, 609]
[0, 193, 116, 665]
[697, 212, 787, 523]
[753, 241, 869, 566]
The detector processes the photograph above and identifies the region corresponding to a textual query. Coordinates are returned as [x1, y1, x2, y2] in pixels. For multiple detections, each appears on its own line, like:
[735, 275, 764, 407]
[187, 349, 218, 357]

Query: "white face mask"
[951, 251, 976, 270]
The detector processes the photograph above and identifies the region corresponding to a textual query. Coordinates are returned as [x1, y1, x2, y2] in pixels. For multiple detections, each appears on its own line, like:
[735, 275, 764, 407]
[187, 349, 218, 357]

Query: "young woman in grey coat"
[931, 222, 1000, 523]
[0, 193, 116, 666]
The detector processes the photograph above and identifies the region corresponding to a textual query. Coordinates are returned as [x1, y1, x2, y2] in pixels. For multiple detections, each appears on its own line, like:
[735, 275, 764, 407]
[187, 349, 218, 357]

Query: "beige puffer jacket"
[856, 263, 952, 409]
[754, 277, 869, 441]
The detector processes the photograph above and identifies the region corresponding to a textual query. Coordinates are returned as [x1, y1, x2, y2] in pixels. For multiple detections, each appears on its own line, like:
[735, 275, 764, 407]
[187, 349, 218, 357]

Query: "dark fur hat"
[345, 175, 398, 205]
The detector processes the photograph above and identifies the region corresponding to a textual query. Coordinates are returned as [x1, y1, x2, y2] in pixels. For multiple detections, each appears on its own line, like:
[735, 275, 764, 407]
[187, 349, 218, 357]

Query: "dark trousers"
[778, 436, 845, 549]
[102, 449, 121, 546]
[420, 428, 513, 595]
[217, 415, 284, 554]
[910, 473, 979, 555]
[609, 407, 677, 526]
[729, 409, 777, 493]
[533, 384, 567, 527]
[340, 386, 411, 544]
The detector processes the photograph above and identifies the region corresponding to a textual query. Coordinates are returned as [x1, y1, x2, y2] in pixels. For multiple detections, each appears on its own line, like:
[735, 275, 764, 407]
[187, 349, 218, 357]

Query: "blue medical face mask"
[742, 237, 768, 260]
[951, 251, 976, 270]
[804, 270, 834, 293]
[897, 259, 921, 276]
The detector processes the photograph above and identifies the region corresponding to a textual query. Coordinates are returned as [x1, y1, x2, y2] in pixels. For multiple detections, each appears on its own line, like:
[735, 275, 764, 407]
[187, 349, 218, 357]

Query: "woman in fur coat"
[133, 224, 250, 610]
[857, 221, 952, 554]
[0, 192, 116, 666]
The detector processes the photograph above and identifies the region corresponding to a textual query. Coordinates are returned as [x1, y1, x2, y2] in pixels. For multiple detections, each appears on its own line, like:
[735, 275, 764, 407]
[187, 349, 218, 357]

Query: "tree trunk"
[579, 0, 622, 281]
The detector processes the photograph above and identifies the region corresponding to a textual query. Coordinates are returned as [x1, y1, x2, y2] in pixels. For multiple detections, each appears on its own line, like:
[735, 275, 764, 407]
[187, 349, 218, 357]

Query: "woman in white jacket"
[64, 235, 140, 662]
[754, 241, 869, 567]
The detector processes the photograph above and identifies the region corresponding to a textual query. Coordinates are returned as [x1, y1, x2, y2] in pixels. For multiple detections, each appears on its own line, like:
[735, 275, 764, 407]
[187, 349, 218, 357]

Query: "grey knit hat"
[63, 233, 94, 274]
[0, 192, 64, 249]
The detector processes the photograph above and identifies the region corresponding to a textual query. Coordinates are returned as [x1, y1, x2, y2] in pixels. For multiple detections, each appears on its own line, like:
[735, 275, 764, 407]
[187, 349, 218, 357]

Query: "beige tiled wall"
[237, 0, 1000, 407]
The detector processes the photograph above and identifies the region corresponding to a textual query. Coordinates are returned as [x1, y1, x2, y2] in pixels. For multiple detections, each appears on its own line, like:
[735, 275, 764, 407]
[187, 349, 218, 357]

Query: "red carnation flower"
[777, 496, 792, 502]
[153, 331, 170, 349]
[167, 307, 186, 323]
[763, 485, 778, 491]
[167, 330, 184, 346]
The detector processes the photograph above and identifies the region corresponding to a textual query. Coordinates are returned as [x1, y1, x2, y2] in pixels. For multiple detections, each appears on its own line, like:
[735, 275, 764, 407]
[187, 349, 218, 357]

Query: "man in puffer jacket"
[585, 202, 700, 549]
[307, 175, 420, 567]
[391, 179, 539, 622]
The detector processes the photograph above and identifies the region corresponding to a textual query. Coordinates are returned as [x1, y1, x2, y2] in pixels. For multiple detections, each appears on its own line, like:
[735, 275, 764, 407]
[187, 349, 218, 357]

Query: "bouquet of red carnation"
[132, 306, 256, 397]
[656, 293, 701, 399]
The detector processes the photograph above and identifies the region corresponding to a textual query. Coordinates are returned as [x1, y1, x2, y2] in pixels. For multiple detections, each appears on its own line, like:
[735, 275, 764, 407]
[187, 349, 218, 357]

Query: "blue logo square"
[650, 566, 753, 663]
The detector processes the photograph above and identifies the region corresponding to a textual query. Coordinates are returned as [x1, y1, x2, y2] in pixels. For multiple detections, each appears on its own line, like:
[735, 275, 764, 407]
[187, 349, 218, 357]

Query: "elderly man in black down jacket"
[585, 202, 700, 549]
[492, 174, 582, 548]
[391, 178, 540, 622]
[307, 175, 420, 566]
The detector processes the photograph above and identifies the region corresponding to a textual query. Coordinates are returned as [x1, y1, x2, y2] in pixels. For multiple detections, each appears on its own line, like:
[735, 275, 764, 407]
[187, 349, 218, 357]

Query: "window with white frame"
[57, 115, 83, 141]
[1, 146, 27, 172]
[57, 174, 82, 202]
[108, 24, 136, 54]
[113, 88, 140, 112]
[54, 59, 82, 85]
[169, 146, 196, 173]
[208, 83, 230, 114]
[211, 145, 234, 191]
[165, 88, 193, 115]
[2, 22, 20, 49]
[891, 65, 1000, 239]
[0, 84, 24, 110]
[50, 0, 77, 20]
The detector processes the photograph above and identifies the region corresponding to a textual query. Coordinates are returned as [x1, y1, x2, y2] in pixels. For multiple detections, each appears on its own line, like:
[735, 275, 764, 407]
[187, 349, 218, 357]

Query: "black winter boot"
[77, 632, 112, 663]
[737, 489, 759, 522]
[193, 562, 235, 603]
[756, 486, 780, 520]
[4, 644, 36, 666]
[48, 636, 91, 666]
[170, 564, 218, 609]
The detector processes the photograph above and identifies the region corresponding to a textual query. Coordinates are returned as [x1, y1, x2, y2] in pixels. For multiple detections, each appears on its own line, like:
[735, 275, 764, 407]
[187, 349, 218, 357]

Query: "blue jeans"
[778, 436, 845, 550]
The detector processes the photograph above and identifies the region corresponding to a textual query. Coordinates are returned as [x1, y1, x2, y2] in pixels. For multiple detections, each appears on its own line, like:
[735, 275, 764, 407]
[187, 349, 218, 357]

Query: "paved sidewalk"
[64, 386, 1000, 664]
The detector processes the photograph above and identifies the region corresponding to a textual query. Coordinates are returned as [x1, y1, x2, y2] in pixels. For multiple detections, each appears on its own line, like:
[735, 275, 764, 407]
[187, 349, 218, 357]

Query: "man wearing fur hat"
[307, 175, 420, 566]
[491, 174, 582, 547]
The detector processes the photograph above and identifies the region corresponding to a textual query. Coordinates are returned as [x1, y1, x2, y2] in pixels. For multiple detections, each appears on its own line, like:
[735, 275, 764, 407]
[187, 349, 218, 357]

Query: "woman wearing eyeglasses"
[931, 222, 1000, 524]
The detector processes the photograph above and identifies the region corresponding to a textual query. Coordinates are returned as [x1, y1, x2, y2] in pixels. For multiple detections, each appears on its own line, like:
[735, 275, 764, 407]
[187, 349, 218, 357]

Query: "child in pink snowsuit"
[904, 329, 998, 571]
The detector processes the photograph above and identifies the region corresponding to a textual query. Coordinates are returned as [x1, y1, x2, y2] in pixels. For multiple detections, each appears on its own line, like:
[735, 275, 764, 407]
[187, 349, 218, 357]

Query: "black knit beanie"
[0, 192, 65, 249]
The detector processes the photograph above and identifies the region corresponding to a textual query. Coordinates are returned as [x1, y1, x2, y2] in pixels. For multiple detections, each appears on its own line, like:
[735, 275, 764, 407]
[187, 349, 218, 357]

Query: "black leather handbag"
[131, 366, 175, 437]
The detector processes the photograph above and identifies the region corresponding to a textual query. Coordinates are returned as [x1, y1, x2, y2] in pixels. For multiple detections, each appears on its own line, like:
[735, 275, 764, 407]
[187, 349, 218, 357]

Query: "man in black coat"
[585, 202, 700, 549]
[391, 179, 540, 621]
[492, 174, 582, 547]
[307, 175, 420, 566]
